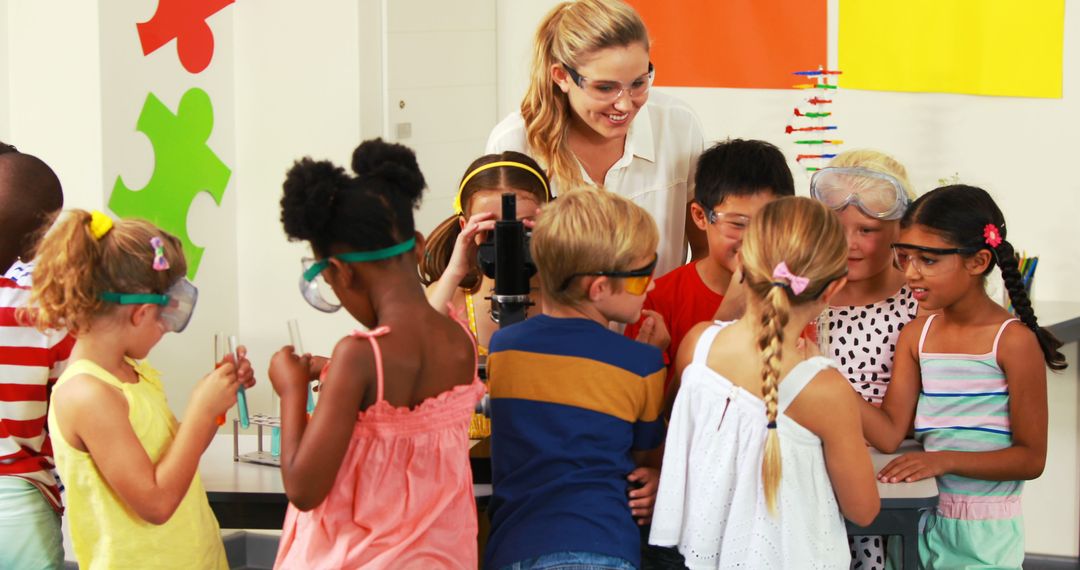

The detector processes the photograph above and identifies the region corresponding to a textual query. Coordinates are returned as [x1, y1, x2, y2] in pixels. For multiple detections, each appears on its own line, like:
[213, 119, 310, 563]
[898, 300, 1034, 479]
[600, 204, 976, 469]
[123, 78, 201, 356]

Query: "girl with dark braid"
[860, 184, 1065, 569]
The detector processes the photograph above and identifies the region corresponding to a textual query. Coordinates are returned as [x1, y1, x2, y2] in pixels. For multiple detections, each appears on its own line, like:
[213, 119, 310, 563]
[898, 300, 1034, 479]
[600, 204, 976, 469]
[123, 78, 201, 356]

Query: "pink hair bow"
[772, 261, 809, 295]
[151, 237, 170, 271]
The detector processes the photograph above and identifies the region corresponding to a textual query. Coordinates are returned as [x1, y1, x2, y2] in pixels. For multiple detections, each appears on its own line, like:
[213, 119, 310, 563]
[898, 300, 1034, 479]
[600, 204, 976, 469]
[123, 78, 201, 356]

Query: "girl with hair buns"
[29, 211, 254, 569]
[860, 185, 1065, 569]
[269, 139, 484, 569]
[486, 0, 706, 279]
[421, 151, 549, 353]
[650, 197, 879, 568]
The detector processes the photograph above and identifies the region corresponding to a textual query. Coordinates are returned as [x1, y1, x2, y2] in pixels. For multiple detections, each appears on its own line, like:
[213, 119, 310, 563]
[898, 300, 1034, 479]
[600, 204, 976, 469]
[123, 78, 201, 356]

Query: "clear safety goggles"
[810, 167, 910, 221]
[100, 277, 198, 333]
[890, 243, 979, 277]
[563, 63, 654, 102]
[700, 201, 752, 239]
[299, 238, 416, 313]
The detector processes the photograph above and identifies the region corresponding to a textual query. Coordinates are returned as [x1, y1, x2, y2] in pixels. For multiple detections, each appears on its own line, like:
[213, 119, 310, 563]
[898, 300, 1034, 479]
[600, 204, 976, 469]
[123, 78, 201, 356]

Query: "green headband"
[302, 237, 417, 282]
[100, 292, 169, 305]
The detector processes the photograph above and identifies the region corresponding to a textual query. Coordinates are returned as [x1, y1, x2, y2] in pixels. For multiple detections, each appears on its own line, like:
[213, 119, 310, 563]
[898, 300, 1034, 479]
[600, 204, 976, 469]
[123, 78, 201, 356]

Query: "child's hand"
[307, 355, 329, 382]
[877, 451, 946, 483]
[269, 346, 312, 400]
[188, 362, 241, 425]
[444, 212, 497, 284]
[220, 345, 256, 390]
[627, 466, 660, 525]
[635, 310, 670, 351]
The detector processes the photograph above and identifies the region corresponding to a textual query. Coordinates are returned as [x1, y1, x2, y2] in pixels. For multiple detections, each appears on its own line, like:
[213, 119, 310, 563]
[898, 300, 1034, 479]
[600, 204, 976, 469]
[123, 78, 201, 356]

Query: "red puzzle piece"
[137, 0, 234, 74]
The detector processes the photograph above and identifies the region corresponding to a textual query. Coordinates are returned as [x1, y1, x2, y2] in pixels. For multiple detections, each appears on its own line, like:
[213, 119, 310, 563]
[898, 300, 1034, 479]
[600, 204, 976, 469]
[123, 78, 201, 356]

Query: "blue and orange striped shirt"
[484, 315, 665, 568]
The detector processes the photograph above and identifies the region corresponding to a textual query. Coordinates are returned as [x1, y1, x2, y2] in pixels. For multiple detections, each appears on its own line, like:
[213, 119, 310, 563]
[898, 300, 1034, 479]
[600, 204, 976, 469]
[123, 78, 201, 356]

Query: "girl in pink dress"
[269, 139, 485, 569]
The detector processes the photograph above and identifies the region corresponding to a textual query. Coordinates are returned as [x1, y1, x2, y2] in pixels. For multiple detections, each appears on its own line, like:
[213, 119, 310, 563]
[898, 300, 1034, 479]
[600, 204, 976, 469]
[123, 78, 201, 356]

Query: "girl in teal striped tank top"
[857, 185, 1067, 569]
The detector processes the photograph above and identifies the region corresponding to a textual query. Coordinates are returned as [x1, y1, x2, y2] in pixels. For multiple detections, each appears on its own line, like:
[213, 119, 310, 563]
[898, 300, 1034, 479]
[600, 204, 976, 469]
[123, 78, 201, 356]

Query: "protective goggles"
[299, 237, 416, 313]
[100, 278, 198, 333]
[558, 255, 658, 296]
[700, 202, 751, 239]
[563, 63, 654, 102]
[810, 167, 910, 220]
[890, 243, 979, 277]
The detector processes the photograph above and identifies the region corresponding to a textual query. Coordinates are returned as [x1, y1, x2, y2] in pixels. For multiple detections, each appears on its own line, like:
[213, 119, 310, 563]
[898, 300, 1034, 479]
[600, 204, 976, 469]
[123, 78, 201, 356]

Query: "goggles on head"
[100, 277, 198, 333]
[558, 255, 658, 296]
[810, 167, 910, 221]
[299, 237, 416, 313]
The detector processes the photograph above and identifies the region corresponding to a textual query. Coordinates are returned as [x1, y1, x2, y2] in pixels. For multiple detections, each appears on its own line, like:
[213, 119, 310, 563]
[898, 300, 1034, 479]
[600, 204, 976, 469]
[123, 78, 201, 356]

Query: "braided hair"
[902, 185, 1066, 370]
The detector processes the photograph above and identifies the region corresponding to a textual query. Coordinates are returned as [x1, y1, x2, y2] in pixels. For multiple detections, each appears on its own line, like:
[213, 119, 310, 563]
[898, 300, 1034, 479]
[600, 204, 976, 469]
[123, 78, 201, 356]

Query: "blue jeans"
[502, 551, 637, 570]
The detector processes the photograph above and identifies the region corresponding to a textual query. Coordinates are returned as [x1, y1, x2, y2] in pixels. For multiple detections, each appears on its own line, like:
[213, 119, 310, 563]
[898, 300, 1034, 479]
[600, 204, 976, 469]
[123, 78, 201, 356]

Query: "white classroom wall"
[2, 0, 1078, 559]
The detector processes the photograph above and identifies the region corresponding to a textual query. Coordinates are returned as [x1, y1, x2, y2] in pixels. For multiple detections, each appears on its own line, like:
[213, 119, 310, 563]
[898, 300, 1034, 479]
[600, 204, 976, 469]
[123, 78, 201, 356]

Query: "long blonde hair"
[28, 210, 187, 334]
[738, 197, 847, 513]
[522, 0, 648, 190]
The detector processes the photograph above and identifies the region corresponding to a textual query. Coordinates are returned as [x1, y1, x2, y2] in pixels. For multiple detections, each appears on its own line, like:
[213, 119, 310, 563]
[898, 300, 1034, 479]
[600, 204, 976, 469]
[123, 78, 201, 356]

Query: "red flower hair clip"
[983, 224, 1002, 248]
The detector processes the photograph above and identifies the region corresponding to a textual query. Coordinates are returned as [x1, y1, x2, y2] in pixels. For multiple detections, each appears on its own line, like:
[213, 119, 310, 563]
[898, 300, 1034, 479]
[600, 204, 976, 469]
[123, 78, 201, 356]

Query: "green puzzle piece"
[109, 87, 231, 279]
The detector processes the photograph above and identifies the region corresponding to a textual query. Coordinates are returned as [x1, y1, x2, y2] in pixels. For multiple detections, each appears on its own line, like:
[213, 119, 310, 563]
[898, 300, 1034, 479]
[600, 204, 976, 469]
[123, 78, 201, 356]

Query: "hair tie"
[983, 223, 1003, 248]
[453, 161, 550, 215]
[771, 261, 809, 295]
[766, 421, 777, 429]
[88, 210, 114, 240]
[151, 237, 170, 271]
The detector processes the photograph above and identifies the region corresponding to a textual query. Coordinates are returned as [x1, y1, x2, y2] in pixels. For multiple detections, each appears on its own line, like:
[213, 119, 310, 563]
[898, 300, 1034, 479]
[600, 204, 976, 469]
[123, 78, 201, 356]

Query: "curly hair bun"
[350, 138, 425, 208]
[280, 158, 348, 242]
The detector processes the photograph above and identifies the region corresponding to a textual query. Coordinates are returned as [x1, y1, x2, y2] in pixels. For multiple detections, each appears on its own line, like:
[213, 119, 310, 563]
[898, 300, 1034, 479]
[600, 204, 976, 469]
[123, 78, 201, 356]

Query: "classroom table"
[199, 434, 493, 529]
[847, 440, 939, 570]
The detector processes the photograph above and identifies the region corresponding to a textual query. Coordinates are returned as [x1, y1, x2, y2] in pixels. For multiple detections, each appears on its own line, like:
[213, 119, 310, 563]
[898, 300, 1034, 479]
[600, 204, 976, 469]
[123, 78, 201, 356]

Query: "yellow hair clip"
[88, 210, 114, 240]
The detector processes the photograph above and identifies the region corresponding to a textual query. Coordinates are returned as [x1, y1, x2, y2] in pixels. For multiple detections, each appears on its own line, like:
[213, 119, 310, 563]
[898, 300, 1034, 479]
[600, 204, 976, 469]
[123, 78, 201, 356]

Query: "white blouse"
[650, 322, 850, 569]
[485, 90, 705, 279]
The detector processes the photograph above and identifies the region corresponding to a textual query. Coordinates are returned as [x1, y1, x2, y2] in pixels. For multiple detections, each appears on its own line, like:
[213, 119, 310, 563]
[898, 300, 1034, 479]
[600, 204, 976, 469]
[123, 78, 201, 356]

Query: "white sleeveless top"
[650, 322, 850, 569]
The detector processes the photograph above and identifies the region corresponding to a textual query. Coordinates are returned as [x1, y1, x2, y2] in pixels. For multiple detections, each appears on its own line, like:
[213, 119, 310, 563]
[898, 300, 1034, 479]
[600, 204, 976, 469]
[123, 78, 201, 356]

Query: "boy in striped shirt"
[0, 144, 71, 568]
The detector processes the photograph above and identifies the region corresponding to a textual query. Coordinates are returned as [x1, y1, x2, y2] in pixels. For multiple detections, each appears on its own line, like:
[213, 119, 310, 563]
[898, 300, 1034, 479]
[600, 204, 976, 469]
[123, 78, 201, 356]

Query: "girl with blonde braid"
[650, 197, 879, 568]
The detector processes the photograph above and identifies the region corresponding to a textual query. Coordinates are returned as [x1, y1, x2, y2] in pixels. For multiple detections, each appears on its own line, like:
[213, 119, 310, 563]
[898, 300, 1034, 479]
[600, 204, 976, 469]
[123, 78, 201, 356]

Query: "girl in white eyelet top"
[649, 197, 880, 569]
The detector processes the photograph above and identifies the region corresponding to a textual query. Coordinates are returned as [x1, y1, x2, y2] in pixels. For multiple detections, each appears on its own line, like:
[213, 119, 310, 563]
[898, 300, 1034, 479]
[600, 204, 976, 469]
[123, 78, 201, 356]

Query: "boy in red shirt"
[626, 139, 794, 389]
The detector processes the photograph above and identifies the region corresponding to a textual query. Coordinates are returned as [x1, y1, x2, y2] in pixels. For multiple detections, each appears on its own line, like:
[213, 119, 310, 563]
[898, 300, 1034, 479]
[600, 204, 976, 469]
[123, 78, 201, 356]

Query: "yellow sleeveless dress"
[48, 359, 227, 570]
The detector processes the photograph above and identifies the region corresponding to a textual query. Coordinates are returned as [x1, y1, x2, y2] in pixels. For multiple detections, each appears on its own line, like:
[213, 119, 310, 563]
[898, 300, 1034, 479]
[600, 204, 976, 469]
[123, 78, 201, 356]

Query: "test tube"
[213, 332, 227, 426]
[288, 319, 316, 414]
[229, 335, 250, 429]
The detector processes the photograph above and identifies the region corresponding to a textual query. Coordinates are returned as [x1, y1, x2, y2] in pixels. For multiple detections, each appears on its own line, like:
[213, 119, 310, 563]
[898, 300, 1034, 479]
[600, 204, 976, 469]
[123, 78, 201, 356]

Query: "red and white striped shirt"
[1, 264, 73, 512]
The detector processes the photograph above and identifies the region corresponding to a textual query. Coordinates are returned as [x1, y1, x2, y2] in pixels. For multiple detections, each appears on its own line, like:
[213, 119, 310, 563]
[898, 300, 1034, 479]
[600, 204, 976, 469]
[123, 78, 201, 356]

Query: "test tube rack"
[232, 414, 280, 467]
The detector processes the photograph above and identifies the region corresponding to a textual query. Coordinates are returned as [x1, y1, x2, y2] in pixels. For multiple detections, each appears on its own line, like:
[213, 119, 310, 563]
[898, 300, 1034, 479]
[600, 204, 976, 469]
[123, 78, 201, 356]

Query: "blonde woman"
[650, 197, 879, 568]
[486, 0, 705, 279]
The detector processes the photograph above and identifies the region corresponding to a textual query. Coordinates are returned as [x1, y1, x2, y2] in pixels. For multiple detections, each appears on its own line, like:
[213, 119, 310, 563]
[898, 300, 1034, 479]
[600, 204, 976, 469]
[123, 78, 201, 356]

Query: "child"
[485, 189, 665, 570]
[625, 138, 794, 389]
[810, 149, 918, 569]
[420, 151, 550, 353]
[813, 150, 919, 405]
[651, 197, 880, 568]
[0, 146, 70, 569]
[859, 185, 1066, 569]
[269, 139, 484, 569]
[29, 210, 254, 569]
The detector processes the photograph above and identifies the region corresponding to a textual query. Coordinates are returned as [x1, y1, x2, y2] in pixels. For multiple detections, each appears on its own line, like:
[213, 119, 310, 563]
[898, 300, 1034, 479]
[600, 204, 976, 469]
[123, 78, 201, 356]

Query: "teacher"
[486, 0, 705, 278]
